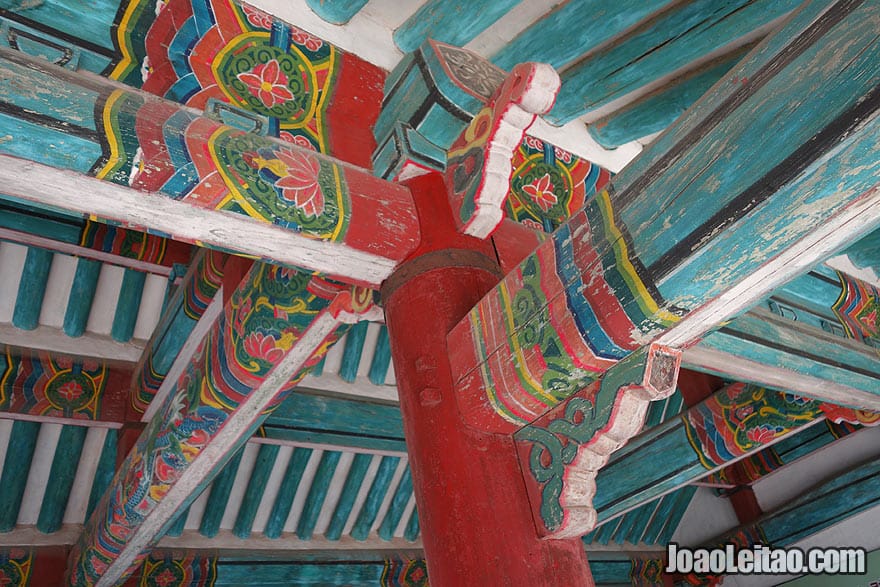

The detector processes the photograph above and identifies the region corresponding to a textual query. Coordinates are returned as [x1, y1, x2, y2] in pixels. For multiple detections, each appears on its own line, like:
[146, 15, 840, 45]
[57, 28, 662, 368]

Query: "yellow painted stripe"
[596, 189, 679, 325]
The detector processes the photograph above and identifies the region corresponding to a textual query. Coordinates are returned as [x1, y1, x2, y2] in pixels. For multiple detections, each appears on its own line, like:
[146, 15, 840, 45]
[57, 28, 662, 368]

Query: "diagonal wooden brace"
[514, 343, 681, 539]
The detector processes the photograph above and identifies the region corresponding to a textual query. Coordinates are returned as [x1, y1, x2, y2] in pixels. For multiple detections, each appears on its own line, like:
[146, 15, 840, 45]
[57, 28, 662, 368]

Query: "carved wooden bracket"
[514, 343, 681, 539]
[445, 61, 560, 238]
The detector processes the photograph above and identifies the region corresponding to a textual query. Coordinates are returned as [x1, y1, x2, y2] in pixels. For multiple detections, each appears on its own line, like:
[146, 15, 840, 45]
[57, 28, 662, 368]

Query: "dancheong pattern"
[684, 384, 824, 469]
[133, 251, 227, 414]
[68, 264, 346, 584]
[0, 350, 109, 420]
[382, 558, 430, 587]
[0, 550, 32, 586]
[832, 270, 880, 346]
[113, 0, 337, 153]
[506, 135, 612, 232]
[454, 188, 683, 428]
[139, 554, 217, 587]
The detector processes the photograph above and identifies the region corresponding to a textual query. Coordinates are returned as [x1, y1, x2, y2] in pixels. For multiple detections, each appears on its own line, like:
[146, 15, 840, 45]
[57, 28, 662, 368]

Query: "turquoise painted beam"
[683, 456, 880, 585]
[641, 486, 696, 545]
[587, 50, 748, 148]
[492, 0, 676, 71]
[760, 458, 880, 545]
[0, 196, 83, 244]
[367, 325, 392, 385]
[212, 561, 397, 585]
[63, 258, 101, 338]
[547, 0, 799, 124]
[264, 393, 406, 447]
[12, 246, 52, 330]
[304, 0, 369, 25]
[451, 0, 880, 442]
[623, 505, 653, 544]
[110, 268, 146, 342]
[0, 420, 40, 531]
[233, 443, 280, 539]
[393, 0, 520, 53]
[609, 508, 639, 545]
[37, 424, 88, 533]
[259, 425, 407, 454]
[85, 429, 116, 519]
[594, 516, 620, 545]
[404, 509, 419, 543]
[264, 447, 314, 540]
[350, 456, 400, 541]
[377, 466, 412, 541]
[324, 452, 372, 541]
[295, 450, 341, 540]
[199, 448, 245, 539]
[337, 320, 368, 382]
[592, 383, 876, 524]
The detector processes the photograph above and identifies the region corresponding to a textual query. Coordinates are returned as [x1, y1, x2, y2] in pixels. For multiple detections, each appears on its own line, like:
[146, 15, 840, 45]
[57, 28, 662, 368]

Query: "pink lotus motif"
[521, 218, 544, 231]
[237, 59, 295, 108]
[244, 331, 285, 363]
[291, 26, 324, 51]
[745, 425, 776, 445]
[274, 148, 325, 217]
[523, 173, 558, 212]
[243, 4, 273, 29]
[154, 569, 178, 587]
[58, 380, 84, 401]
[280, 131, 316, 150]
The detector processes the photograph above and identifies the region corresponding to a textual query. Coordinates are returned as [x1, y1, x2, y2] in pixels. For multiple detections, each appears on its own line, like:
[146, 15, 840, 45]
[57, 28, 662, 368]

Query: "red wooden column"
[382, 172, 593, 586]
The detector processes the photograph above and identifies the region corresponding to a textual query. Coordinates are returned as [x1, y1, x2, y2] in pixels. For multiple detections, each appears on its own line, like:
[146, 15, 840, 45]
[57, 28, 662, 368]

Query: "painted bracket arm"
[514, 343, 681, 539]
[445, 62, 560, 238]
[66, 264, 379, 586]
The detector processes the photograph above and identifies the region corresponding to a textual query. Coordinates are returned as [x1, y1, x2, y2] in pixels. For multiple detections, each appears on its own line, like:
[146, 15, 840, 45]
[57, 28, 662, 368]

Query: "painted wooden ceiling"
[0, 0, 879, 585]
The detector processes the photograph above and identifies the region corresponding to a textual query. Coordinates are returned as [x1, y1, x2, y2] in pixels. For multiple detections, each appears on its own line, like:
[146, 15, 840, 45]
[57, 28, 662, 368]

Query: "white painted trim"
[17, 422, 62, 525]
[655, 184, 880, 349]
[314, 451, 354, 536]
[394, 494, 416, 539]
[0, 323, 145, 363]
[85, 264, 125, 336]
[0, 156, 399, 287]
[37, 253, 77, 330]
[0, 413, 121, 429]
[0, 242, 28, 323]
[132, 273, 171, 341]
[0, 227, 173, 276]
[283, 448, 324, 534]
[342, 454, 382, 537]
[297, 375, 399, 403]
[63, 427, 108, 524]
[370, 457, 408, 534]
[0, 524, 82, 547]
[141, 286, 224, 422]
[0, 419, 13, 481]
[252, 445, 294, 535]
[682, 345, 880, 411]
[157, 529, 423, 552]
[96, 311, 345, 586]
[220, 443, 261, 531]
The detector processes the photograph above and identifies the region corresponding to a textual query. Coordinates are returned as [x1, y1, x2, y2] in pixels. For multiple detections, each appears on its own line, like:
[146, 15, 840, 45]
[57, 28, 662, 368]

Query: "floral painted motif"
[291, 26, 324, 51]
[506, 135, 611, 232]
[243, 331, 287, 364]
[273, 148, 325, 217]
[685, 384, 825, 469]
[522, 173, 558, 212]
[242, 4, 273, 30]
[237, 60, 296, 109]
